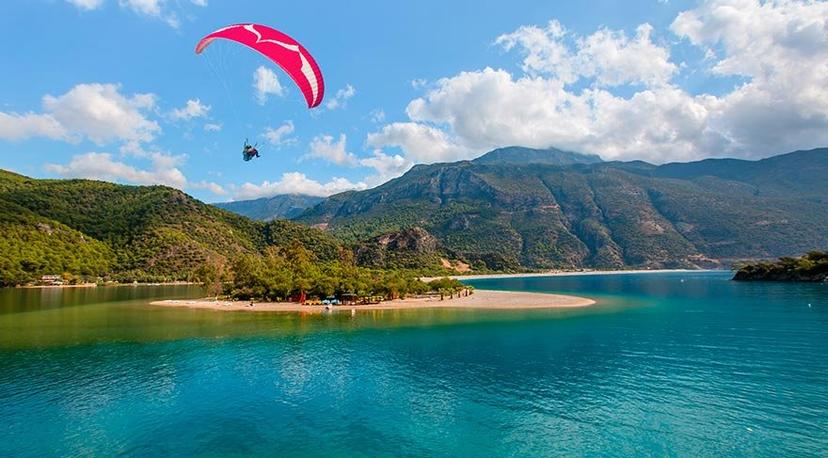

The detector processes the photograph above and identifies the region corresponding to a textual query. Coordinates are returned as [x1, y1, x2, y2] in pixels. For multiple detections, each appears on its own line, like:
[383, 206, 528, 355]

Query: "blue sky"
[1, 0, 827, 202]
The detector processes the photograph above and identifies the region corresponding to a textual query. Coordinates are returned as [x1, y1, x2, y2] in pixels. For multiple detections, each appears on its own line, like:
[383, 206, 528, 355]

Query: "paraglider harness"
[242, 139, 260, 161]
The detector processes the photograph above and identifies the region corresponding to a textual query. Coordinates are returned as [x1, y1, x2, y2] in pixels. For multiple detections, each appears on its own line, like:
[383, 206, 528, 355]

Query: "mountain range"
[2, 146, 826, 285]
[214, 194, 323, 221]
[293, 147, 828, 270]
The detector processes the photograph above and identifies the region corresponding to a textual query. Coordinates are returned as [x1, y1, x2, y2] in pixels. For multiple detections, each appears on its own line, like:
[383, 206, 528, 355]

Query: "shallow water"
[1, 272, 826, 457]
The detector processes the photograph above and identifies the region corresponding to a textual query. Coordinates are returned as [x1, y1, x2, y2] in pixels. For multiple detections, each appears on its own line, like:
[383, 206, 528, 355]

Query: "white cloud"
[325, 84, 356, 110]
[67, 0, 205, 26]
[366, 122, 472, 163]
[66, 0, 105, 10]
[203, 123, 222, 132]
[191, 180, 225, 195]
[46, 151, 186, 189]
[369, 2, 828, 165]
[670, 0, 828, 154]
[495, 20, 676, 87]
[263, 121, 296, 146]
[253, 66, 284, 105]
[411, 79, 428, 89]
[119, 0, 161, 15]
[170, 99, 210, 121]
[45, 150, 227, 197]
[118, 0, 179, 28]
[359, 149, 411, 185]
[495, 20, 575, 82]
[236, 172, 367, 199]
[306, 133, 357, 165]
[44, 83, 159, 145]
[0, 83, 160, 145]
[369, 108, 386, 123]
[0, 112, 68, 142]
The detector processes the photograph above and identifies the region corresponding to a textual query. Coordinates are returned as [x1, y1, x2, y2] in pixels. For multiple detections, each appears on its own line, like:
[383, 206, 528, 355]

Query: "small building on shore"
[40, 275, 64, 286]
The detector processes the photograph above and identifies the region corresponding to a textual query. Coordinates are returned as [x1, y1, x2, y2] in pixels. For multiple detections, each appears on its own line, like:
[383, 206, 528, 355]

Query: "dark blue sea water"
[1, 272, 826, 457]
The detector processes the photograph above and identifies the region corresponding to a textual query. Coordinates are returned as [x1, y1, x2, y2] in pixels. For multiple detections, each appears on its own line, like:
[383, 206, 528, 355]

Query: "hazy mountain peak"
[214, 194, 323, 221]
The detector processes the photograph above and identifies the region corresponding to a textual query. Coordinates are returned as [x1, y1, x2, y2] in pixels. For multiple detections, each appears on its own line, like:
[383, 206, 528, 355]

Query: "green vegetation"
[0, 171, 327, 286]
[0, 199, 113, 285]
[2, 146, 827, 286]
[0, 170, 453, 289]
[733, 251, 828, 282]
[298, 148, 828, 270]
[223, 243, 432, 301]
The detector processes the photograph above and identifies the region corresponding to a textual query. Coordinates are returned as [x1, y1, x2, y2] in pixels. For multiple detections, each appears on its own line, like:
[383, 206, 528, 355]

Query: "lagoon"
[1, 272, 826, 456]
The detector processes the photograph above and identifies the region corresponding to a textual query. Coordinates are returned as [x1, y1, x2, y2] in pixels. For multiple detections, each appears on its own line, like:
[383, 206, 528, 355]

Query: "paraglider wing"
[196, 24, 324, 108]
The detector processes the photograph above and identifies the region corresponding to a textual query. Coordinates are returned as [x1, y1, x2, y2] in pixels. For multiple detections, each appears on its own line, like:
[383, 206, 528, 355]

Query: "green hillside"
[0, 171, 341, 286]
[298, 148, 828, 270]
[733, 251, 828, 282]
[0, 198, 113, 285]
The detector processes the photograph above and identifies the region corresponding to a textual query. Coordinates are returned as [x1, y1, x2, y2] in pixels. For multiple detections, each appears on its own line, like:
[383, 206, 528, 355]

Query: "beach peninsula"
[151, 289, 595, 313]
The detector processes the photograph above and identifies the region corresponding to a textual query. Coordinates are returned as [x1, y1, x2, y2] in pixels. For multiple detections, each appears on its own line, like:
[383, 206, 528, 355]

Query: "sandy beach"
[150, 289, 595, 313]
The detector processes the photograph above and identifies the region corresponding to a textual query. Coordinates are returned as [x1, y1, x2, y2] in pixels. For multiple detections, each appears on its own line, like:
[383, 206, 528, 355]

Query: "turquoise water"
[1, 272, 826, 456]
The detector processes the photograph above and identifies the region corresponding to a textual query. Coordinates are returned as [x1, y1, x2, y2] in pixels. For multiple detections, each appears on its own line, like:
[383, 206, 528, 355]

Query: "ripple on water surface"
[0, 273, 827, 456]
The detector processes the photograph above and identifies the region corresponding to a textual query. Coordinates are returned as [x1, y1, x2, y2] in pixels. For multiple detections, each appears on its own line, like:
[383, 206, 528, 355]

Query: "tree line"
[197, 242, 469, 302]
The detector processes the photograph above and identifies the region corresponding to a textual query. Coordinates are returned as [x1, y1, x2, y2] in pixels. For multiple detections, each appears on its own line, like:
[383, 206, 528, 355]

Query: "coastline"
[18, 281, 199, 289]
[424, 268, 713, 282]
[150, 289, 595, 313]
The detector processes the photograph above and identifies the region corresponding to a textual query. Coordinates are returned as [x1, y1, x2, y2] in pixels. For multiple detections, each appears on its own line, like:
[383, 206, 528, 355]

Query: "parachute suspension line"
[203, 43, 242, 127]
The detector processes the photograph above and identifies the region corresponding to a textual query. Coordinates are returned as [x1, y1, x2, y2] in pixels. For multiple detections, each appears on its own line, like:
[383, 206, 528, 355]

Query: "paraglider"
[242, 139, 260, 161]
[195, 23, 325, 108]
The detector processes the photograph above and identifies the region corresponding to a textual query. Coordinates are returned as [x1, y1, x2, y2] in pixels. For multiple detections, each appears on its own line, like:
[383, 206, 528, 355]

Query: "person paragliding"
[242, 139, 260, 161]
[196, 23, 325, 108]
[196, 23, 325, 163]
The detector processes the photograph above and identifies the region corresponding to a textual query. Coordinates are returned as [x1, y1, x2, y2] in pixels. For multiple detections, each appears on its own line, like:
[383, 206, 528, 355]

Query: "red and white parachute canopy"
[196, 23, 325, 109]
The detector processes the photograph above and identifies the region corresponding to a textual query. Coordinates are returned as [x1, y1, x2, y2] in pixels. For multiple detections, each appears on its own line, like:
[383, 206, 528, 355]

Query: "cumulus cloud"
[0, 83, 160, 145]
[325, 84, 356, 110]
[253, 66, 284, 104]
[46, 151, 187, 189]
[306, 133, 357, 165]
[369, 1, 828, 165]
[45, 83, 159, 144]
[235, 172, 367, 199]
[359, 149, 411, 185]
[0, 112, 68, 142]
[45, 150, 227, 197]
[496, 20, 676, 87]
[263, 121, 296, 146]
[366, 122, 472, 163]
[170, 99, 210, 121]
[670, 0, 828, 154]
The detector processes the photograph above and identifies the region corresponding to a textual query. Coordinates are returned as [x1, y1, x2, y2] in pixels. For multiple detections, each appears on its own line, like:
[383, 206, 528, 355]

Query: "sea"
[0, 271, 826, 457]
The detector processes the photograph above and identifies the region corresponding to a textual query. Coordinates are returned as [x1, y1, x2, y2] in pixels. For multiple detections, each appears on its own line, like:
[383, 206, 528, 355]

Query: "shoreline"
[424, 268, 718, 282]
[18, 281, 199, 289]
[150, 289, 595, 313]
